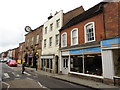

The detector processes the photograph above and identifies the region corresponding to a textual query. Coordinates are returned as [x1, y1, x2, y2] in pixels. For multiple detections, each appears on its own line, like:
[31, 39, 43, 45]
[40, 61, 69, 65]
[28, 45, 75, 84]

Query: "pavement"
[17, 64, 119, 89]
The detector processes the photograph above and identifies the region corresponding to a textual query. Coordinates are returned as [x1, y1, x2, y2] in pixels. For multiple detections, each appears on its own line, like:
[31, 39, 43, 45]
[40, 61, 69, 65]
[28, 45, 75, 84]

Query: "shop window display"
[70, 54, 102, 76]
[84, 54, 102, 76]
[113, 49, 120, 76]
[70, 55, 83, 73]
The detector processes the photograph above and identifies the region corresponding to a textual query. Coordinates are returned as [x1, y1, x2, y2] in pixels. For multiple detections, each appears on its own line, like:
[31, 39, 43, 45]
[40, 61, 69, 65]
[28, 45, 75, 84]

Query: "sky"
[0, 0, 104, 53]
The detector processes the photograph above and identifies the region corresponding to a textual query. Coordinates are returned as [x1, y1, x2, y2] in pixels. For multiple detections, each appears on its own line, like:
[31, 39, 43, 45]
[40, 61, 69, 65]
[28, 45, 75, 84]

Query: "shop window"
[41, 59, 44, 69]
[84, 54, 102, 76]
[44, 59, 46, 68]
[70, 54, 102, 76]
[113, 49, 120, 76]
[70, 55, 83, 73]
[47, 59, 49, 68]
[50, 59, 53, 69]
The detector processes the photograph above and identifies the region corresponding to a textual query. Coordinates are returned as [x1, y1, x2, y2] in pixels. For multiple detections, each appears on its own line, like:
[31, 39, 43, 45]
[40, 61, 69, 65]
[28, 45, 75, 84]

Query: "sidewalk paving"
[23, 66, 119, 89]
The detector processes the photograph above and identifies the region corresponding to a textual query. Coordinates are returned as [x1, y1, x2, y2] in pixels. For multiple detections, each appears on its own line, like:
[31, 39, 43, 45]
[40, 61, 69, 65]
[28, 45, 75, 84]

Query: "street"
[1, 63, 95, 90]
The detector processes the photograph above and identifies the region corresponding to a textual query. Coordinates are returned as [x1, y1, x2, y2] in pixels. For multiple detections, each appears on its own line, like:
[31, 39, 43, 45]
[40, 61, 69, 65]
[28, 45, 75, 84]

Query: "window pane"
[70, 55, 83, 73]
[62, 34, 66, 47]
[84, 54, 102, 76]
[85, 23, 95, 42]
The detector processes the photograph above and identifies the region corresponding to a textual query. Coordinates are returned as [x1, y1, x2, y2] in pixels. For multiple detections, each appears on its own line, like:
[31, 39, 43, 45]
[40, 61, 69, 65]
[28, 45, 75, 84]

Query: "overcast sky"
[0, 0, 104, 53]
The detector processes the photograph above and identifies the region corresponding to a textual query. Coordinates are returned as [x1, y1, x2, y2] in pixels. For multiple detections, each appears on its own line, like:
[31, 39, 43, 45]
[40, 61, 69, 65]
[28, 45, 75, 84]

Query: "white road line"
[12, 72, 15, 76]
[2, 81, 10, 90]
[4, 73, 10, 79]
[37, 81, 47, 88]
[24, 72, 31, 76]
[16, 74, 20, 77]
[26, 77, 47, 88]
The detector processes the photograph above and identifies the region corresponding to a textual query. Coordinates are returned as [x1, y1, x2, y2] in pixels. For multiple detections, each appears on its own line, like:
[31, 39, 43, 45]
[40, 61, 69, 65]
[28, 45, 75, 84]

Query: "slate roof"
[60, 2, 107, 31]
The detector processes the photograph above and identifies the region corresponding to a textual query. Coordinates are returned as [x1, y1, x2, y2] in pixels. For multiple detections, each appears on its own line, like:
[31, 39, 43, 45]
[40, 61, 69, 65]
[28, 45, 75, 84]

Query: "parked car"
[8, 60, 17, 67]
[2, 58, 7, 62]
[6, 59, 12, 64]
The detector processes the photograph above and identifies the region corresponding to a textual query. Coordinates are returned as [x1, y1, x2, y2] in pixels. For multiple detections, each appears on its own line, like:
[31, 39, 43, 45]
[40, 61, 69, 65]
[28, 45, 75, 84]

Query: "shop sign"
[70, 47, 101, 54]
[29, 54, 33, 58]
[101, 38, 120, 46]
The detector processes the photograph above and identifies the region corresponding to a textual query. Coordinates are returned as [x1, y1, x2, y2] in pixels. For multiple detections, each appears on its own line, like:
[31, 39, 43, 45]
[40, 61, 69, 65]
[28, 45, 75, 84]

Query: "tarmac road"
[2, 63, 95, 90]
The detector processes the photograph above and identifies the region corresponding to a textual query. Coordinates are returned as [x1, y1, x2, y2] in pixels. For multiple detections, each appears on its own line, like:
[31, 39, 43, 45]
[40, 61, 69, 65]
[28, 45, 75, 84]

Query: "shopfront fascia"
[41, 54, 54, 73]
[101, 38, 120, 79]
[69, 47, 103, 79]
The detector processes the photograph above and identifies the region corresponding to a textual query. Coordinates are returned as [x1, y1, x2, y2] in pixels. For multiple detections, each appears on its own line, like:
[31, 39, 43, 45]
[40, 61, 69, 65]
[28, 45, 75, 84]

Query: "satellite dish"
[25, 26, 32, 32]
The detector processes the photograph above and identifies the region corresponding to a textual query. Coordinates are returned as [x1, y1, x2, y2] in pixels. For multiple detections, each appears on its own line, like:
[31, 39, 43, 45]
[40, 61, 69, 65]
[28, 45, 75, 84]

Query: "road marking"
[26, 77, 47, 88]
[4, 73, 10, 79]
[37, 81, 47, 88]
[12, 72, 15, 76]
[16, 74, 20, 77]
[2, 81, 10, 90]
[24, 72, 31, 76]
[15, 78, 20, 80]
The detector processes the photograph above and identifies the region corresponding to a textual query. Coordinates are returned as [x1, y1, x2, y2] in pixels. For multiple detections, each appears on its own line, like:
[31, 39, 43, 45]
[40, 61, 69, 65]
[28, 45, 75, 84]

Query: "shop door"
[62, 57, 69, 74]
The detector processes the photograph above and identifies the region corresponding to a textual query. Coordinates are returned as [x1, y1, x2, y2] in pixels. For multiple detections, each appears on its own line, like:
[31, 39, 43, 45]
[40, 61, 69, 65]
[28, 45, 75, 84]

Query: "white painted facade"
[41, 10, 63, 73]
[101, 50, 114, 79]
[42, 10, 63, 56]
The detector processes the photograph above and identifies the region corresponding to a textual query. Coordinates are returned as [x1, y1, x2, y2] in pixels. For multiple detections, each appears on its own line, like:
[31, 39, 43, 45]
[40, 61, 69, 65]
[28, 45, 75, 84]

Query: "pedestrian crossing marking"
[16, 74, 20, 77]
[4, 73, 10, 79]
[24, 72, 31, 76]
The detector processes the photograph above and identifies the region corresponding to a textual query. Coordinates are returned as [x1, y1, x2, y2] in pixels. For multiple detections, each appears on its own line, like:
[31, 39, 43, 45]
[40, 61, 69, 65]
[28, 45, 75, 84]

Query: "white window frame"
[84, 22, 96, 43]
[49, 37, 52, 47]
[44, 39, 46, 48]
[27, 39, 29, 46]
[61, 32, 67, 47]
[31, 36, 34, 45]
[56, 19, 60, 28]
[71, 28, 78, 45]
[55, 34, 59, 46]
[36, 34, 39, 44]
[50, 23, 53, 31]
[20, 46, 22, 51]
[45, 27, 47, 34]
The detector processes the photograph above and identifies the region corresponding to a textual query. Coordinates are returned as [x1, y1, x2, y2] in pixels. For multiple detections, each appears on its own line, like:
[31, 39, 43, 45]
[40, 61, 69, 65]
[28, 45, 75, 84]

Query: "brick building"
[59, 2, 120, 85]
[25, 25, 43, 69]
[18, 42, 25, 63]
[12, 47, 19, 60]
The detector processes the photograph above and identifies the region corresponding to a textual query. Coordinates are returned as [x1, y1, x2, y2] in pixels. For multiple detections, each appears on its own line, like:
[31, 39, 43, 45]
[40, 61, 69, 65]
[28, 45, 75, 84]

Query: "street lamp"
[25, 26, 32, 32]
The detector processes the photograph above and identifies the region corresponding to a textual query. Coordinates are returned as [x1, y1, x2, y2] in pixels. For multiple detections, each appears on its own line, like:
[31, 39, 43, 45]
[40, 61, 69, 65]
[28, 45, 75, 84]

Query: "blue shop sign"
[102, 38, 120, 46]
[70, 47, 101, 54]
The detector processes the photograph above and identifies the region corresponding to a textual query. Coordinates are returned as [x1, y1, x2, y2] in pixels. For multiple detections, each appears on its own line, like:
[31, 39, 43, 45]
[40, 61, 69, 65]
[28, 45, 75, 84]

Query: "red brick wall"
[104, 2, 120, 38]
[60, 13, 105, 47]
[25, 26, 43, 51]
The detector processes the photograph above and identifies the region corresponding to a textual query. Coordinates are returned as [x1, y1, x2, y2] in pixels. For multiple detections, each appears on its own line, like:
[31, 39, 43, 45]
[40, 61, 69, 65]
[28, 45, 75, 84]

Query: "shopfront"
[69, 47, 103, 77]
[41, 55, 54, 73]
[101, 37, 120, 80]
